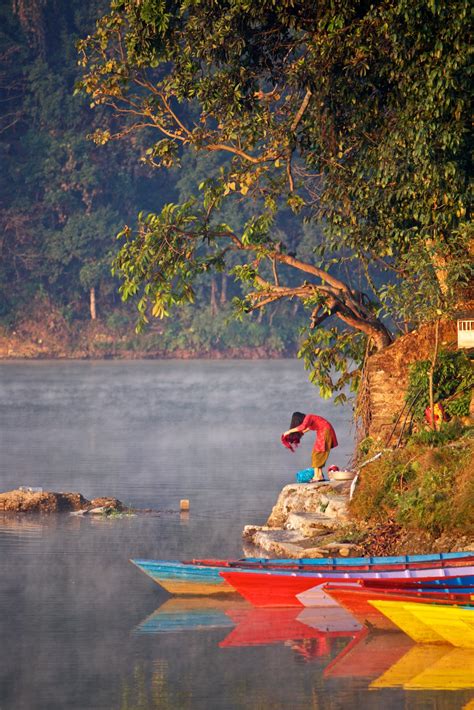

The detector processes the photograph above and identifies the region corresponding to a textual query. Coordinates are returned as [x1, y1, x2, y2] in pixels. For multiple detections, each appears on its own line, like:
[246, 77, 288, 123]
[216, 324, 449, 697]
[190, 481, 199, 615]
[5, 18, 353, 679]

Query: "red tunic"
[296, 414, 338, 453]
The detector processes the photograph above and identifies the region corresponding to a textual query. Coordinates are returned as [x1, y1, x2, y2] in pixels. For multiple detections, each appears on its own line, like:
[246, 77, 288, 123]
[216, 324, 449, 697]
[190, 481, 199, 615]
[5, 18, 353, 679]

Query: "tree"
[77, 0, 471, 398]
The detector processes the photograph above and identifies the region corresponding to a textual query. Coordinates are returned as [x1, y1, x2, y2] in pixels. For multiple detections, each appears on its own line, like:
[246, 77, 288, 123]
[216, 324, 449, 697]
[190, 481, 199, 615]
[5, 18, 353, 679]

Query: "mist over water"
[0, 361, 470, 709]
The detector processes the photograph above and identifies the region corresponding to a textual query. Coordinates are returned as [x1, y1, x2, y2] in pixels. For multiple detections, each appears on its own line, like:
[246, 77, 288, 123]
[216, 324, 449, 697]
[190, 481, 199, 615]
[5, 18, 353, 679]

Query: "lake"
[0, 361, 471, 709]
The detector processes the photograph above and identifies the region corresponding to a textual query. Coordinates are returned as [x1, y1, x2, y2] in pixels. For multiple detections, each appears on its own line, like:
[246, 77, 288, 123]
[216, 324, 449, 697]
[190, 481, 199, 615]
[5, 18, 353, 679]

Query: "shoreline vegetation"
[0, 302, 298, 360]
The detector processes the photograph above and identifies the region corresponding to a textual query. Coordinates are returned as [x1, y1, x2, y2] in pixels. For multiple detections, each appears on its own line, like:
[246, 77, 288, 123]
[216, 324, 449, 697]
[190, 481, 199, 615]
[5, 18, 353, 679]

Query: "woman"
[282, 411, 338, 482]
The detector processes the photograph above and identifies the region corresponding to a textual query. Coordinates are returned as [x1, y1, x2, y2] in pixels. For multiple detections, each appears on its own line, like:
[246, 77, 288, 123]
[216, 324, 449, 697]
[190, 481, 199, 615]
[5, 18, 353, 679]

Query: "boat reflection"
[370, 645, 474, 691]
[134, 599, 474, 691]
[219, 606, 362, 649]
[323, 630, 413, 679]
[133, 597, 249, 634]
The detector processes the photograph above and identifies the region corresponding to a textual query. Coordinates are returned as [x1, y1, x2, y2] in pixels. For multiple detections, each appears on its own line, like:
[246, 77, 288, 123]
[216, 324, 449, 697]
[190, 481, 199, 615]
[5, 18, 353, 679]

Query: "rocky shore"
[0, 488, 124, 514]
[244, 475, 474, 558]
[243, 480, 363, 558]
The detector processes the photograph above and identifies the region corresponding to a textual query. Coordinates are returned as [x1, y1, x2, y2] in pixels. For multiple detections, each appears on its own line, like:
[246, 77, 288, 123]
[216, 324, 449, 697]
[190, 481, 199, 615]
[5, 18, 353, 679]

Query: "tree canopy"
[77, 0, 471, 397]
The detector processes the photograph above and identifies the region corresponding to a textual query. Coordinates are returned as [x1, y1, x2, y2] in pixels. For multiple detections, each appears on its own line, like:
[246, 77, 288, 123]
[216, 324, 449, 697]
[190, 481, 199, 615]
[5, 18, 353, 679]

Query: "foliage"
[76, 0, 471, 396]
[408, 419, 465, 446]
[351, 430, 474, 537]
[405, 350, 474, 421]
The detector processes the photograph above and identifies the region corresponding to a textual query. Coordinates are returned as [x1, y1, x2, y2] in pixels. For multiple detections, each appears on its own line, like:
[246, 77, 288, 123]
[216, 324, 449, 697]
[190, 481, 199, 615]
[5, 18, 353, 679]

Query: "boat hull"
[369, 600, 474, 647]
[221, 567, 474, 608]
[130, 559, 235, 595]
[197, 552, 474, 573]
[130, 554, 474, 597]
[323, 584, 474, 631]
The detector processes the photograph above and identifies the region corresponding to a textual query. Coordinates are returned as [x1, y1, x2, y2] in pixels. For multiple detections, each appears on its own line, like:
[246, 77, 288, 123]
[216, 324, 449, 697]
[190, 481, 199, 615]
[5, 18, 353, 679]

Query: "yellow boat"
[368, 600, 446, 643]
[370, 645, 474, 690]
[369, 600, 474, 648]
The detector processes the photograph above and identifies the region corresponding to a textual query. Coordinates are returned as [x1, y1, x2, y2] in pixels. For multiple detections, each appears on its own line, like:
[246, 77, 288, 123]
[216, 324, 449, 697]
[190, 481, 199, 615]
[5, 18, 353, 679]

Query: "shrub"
[405, 350, 473, 422]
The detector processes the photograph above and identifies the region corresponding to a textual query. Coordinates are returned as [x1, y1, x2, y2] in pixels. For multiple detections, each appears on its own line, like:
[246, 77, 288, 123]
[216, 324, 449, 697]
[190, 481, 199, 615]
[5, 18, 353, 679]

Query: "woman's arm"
[283, 427, 310, 436]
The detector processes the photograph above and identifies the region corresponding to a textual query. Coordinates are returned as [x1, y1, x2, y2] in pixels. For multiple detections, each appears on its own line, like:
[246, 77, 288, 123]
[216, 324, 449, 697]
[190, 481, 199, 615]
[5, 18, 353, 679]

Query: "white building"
[457, 311, 474, 349]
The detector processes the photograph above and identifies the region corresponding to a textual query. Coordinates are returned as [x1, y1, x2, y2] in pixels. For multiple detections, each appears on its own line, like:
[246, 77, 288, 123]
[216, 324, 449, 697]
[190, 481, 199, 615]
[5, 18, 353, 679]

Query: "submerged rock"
[89, 497, 124, 511]
[0, 489, 124, 514]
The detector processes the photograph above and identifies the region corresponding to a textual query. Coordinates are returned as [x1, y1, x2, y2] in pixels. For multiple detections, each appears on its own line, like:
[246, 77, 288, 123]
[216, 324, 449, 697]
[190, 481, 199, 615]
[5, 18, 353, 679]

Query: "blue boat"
[130, 559, 232, 595]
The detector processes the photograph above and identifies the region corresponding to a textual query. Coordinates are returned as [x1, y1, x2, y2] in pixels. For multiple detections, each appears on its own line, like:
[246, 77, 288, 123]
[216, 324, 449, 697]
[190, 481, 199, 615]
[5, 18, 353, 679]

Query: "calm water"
[0, 361, 472, 710]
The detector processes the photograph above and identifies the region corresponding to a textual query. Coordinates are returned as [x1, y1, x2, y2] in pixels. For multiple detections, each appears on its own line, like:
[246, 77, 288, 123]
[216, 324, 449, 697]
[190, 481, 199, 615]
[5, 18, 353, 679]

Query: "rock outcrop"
[266, 480, 352, 528]
[243, 480, 362, 558]
[365, 319, 458, 442]
[0, 489, 124, 513]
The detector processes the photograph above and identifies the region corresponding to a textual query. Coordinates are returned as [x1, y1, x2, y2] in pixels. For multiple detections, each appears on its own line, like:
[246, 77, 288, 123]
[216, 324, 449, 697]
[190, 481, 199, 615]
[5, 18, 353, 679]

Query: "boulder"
[0, 489, 89, 513]
[266, 480, 351, 528]
[285, 512, 342, 537]
[0, 489, 125, 514]
[90, 497, 124, 511]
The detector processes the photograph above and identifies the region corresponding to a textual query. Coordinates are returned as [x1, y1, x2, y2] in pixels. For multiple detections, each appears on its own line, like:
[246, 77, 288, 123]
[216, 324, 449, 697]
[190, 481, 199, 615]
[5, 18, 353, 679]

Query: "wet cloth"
[281, 431, 302, 452]
[295, 414, 338, 453]
[296, 467, 328, 483]
[295, 468, 315, 483]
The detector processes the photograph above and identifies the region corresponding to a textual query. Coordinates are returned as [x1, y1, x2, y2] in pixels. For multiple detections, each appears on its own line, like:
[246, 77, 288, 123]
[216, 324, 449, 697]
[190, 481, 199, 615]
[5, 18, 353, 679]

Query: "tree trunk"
[220, 274, 227, 304]
[90, 287, 97, 320]
[210, 276, 218, 315]
[428, 319, 440, 430]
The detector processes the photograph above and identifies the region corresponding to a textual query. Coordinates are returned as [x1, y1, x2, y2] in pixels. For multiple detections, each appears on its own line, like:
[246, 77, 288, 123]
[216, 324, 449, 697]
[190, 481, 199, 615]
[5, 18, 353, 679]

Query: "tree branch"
[290, 89, 312, 132]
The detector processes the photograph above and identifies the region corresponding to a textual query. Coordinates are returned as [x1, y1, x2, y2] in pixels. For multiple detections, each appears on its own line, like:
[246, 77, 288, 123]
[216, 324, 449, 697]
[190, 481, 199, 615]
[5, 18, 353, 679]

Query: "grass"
[350, 424, 474, 539]
[101, 506, 136, 519]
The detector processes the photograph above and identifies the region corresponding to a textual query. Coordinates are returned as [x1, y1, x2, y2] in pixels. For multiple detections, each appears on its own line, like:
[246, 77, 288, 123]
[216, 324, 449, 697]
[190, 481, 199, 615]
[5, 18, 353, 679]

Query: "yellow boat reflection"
[370, 645, 474, 690]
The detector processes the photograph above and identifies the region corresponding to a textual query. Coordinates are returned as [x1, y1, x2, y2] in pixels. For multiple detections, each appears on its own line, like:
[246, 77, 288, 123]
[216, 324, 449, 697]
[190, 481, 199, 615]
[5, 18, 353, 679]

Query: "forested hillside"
[0, 0, 325, 356]
[1, 0, 470, 394]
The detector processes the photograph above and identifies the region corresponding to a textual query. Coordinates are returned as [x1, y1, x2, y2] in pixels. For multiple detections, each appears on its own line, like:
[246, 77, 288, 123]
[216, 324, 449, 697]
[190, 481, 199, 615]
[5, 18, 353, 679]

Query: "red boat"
[323, 583, 474, 631]
[220, 565, 474, 608]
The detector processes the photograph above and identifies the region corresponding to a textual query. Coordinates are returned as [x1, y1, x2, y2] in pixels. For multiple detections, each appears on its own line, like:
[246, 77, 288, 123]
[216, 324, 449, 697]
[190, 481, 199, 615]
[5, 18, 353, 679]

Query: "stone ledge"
[266, 480, 351, 528]
[286, 512, 343, 536]
[242, 525, 363, 559]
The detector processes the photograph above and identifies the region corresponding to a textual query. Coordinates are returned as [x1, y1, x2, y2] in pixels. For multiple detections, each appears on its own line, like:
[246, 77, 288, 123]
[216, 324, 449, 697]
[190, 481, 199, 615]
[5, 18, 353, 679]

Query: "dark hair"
[287, 411, 305, 445]
[290, 412, 306, 429]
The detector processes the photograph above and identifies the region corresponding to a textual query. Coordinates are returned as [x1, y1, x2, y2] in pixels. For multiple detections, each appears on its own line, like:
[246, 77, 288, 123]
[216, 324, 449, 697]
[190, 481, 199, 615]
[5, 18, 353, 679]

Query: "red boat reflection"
[324, 630, 414, 679]
[219, 606, 361, 653]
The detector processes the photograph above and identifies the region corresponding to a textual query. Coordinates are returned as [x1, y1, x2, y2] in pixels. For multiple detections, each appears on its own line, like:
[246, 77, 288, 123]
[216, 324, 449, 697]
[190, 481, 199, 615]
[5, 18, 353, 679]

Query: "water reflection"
[371, 645, 474, 691]
[1, 363, 472, 709]
[134, 598, 248, 634]
[134, 597, 474, 694]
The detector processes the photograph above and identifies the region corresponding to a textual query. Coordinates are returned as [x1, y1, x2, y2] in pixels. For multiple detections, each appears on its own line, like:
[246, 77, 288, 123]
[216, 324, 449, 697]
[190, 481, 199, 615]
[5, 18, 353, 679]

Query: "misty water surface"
[0, 361, 471, 710]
